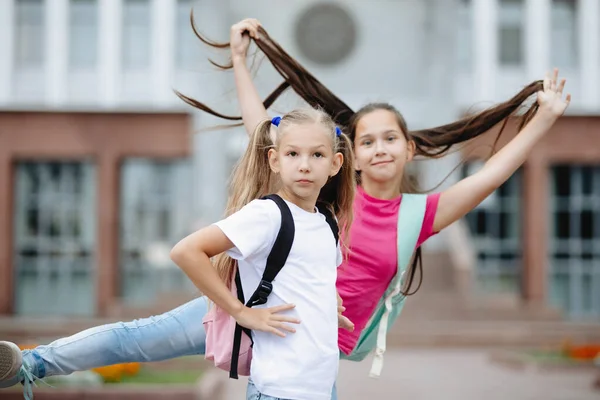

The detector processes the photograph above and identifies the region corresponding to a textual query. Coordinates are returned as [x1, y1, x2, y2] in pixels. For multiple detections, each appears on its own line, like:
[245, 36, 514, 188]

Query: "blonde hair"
[214, 107, 356, 285]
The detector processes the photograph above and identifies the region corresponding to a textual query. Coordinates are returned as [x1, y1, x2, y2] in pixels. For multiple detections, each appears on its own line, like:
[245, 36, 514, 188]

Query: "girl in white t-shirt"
[170, 108, 355, 400]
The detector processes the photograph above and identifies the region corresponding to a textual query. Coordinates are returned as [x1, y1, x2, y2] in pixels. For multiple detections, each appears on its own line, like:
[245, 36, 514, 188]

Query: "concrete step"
[387, 319, 600, 347]
[415, 251, 457, 292]
[401, 292, 564, 321]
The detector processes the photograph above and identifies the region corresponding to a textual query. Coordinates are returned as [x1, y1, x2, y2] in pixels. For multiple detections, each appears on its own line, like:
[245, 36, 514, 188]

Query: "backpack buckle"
[252, 280, 273, 306]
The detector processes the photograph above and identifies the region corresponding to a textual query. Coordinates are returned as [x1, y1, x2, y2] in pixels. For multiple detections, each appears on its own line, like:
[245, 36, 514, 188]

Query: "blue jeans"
[247, 379, 285, 400]
[24, 297, 209, 377]
[24, 295, 338, 399]
[247, 380, 337, 400]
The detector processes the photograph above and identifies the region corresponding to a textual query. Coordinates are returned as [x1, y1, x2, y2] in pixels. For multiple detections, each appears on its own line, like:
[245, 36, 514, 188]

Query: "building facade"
[0, 0, 598, 319]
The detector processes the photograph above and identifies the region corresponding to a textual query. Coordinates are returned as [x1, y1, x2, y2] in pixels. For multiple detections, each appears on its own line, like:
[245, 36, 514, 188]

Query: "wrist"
[536, 108, 560, 123]
[529, 109, 559, 131]
[232, 54, 247, 66]
[231, 302, 246, 320]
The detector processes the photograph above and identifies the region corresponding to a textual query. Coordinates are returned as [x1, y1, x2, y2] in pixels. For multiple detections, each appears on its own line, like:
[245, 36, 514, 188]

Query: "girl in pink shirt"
[1, 18, 571, 400]
[337, 185, 440, 354]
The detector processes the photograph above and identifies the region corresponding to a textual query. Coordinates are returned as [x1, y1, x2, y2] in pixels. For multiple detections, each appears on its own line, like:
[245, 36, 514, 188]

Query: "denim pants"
[23, 295, 338, 399]
[247, 379, 337, 400]
[23, 297, 210, 377]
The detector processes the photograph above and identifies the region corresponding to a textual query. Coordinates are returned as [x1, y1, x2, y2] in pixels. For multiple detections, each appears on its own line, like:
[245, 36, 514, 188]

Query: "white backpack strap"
[370, 194, 427, 377]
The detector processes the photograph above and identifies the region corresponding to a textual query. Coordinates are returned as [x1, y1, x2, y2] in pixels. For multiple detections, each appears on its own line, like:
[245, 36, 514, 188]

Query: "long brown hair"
[179, 18, 542, 295]
[214, 108, 355, 286]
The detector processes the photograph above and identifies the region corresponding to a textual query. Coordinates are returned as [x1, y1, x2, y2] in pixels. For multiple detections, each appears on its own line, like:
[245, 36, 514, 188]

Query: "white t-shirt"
[215, 198, 342, 400]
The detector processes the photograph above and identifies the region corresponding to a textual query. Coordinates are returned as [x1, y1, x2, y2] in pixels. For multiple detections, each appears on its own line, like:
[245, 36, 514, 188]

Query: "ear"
[406, 140, 416, 162]
[268, 148, 279, 173]
[330, 152, 344, 177]
[353, 151, 361, 172]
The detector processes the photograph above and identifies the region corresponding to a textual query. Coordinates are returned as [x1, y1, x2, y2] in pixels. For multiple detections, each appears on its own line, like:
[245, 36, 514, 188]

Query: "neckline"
[358, 185, 402, 203]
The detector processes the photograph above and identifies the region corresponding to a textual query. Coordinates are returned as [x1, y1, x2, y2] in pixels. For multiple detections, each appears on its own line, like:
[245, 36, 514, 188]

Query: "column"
[152, 0, 175, 107]
[0, 0, 14, 105]
[522, 158, 549, 304]
[0, 152, 13, 315]
[473, 0, 498, 101]
[525, 0, 551, 81]
[99, 0, 121, 107]
[46, 0, 69, 106]
[580, 0, 600, 109]
[96, 152, 119, 316]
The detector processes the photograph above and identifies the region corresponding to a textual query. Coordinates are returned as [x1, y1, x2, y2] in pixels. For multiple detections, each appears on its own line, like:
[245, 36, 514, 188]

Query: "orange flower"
[92, 362, 141, 382]
[92, 365, 123, 382]
[565, 345, 600, 361]
[17, 344, 38, 351]
[122, 362, 141, 376]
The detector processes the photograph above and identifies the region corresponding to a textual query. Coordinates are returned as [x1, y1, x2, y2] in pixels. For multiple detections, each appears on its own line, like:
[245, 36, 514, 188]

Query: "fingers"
[565, 93, 572, 105]
[263, 317, 298, 338]
[248, 18, 262, 39]
[270, 313, 301, 324]
[266, 326, 287, 338]
[270, 321, 297, 334]
[268, 303, 296, 313]
[238, 21, 253, 35]
[543, 71, 551, 91]
[264, 319, 296, 338]
[338, 315, 354, 332]
[557, 78, 566, 95]
[236, 18, 261, 39]
[551, 68, 559, 90]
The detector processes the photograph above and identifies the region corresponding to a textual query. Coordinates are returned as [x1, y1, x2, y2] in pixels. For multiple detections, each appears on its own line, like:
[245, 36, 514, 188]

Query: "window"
[14, 0, 45, 69]
[119, 159, 195, 305]
[13, 162, 96, 316]
[549, 165, 600, 318]
[69, 0, 98, 69]
[498, 0, 524, 66]
[551, 0, 578, 68]
[462, 163, 522, 293]
[122, 0, 151, 70]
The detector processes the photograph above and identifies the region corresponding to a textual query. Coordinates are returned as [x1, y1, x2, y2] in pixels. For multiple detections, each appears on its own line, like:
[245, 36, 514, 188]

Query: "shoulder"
[238, 198, 283, 222]
[214, 198, 284, 260]
[215, 198, 283, 239]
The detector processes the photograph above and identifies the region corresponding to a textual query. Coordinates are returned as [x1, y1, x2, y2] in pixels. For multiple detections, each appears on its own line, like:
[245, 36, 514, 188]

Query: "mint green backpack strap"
[370, 194, 427, 377]
[395, 194, 428, 290]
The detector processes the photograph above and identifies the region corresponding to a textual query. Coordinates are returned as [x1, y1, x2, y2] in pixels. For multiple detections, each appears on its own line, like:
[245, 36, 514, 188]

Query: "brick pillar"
[522, 158, 549, 304]
[0, 153, 12, 314]
[96, 152, 120, 316]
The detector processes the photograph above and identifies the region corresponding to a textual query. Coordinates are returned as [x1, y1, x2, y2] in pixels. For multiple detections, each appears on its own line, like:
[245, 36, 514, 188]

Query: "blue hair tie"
[335, 127, 342, 137]
[271, 116, 281, 126]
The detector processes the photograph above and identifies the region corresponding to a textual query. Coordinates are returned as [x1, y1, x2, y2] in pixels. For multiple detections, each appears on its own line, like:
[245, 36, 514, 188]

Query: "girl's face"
[353, 109, 414, 187]
[268, 123, 343, 204]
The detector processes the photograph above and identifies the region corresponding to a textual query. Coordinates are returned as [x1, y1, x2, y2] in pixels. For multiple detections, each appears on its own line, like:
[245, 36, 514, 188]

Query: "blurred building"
[0, 0, 598, 323]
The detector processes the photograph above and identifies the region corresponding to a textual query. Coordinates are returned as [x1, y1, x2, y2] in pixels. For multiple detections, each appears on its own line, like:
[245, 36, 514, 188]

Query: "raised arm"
[230, 19, 274, 140]
[433, 69, 571, 232]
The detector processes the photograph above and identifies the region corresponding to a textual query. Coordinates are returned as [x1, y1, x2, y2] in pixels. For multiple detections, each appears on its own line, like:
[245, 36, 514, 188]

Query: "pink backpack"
[202, 280, 253, 376]
[202, 194, 339, 379]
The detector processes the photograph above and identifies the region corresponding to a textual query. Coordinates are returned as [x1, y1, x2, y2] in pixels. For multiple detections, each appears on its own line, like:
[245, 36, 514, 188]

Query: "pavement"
[221, 348, 599, 400]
